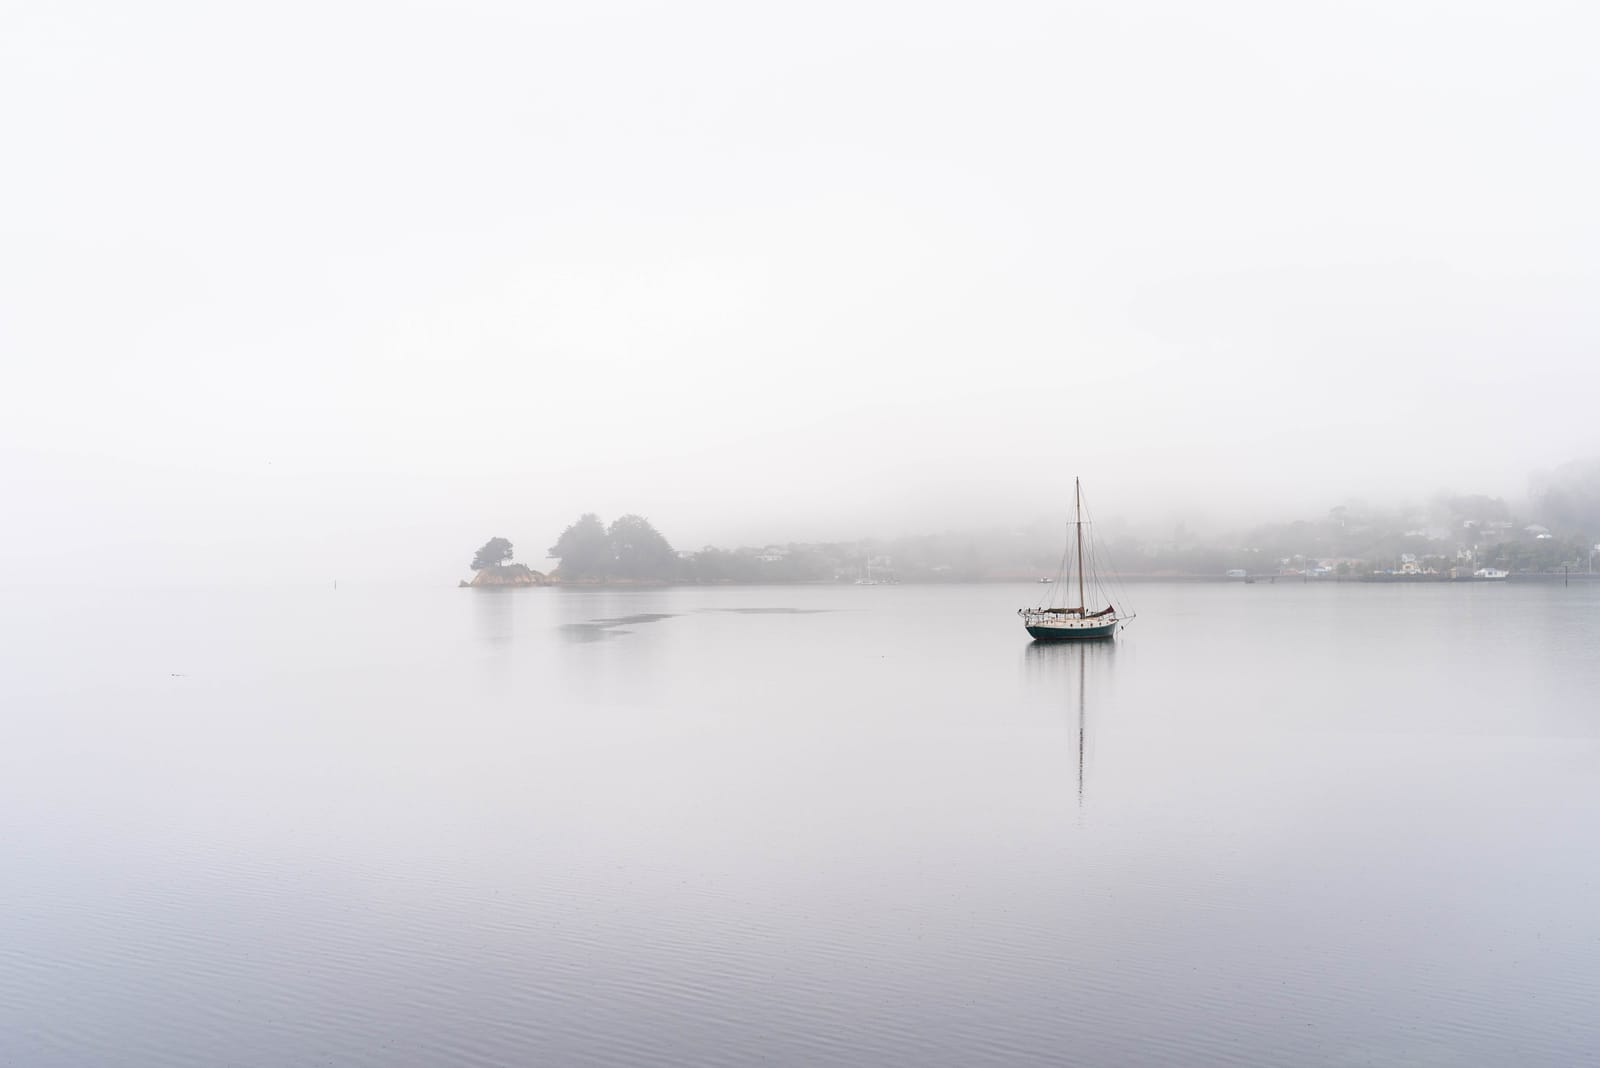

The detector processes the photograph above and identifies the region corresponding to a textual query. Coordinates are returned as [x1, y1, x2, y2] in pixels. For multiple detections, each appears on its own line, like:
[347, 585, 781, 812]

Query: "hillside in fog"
[481, 459, 1600, 584]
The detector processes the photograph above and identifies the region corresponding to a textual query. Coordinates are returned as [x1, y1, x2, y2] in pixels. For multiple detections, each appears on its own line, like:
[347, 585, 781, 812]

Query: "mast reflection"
[1024, 639, 1116, 807]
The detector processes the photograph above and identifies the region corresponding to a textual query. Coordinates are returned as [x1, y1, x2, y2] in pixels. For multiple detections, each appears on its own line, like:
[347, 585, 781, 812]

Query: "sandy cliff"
[462, 564, 550, 587]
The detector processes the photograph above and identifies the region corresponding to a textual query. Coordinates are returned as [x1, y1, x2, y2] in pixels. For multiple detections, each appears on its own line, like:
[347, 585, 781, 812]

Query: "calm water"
[2, 581, 1598, 1065]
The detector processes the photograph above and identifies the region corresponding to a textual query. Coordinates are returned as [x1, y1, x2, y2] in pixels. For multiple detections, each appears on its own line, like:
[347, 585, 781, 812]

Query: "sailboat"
[1019, 477, 1131, 641]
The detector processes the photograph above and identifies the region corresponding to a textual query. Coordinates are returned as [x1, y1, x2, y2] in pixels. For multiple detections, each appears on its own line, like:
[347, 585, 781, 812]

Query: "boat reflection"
[1024, 639, 1116, 808]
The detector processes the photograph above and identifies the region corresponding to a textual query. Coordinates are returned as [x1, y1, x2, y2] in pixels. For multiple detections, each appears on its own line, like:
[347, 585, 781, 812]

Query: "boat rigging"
[1018, 476, 1135, 641]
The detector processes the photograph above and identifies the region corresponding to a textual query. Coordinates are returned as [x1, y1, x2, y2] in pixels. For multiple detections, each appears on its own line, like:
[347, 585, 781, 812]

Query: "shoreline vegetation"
[464, 463, 1600, 587]
[461, 571, 1600, 588]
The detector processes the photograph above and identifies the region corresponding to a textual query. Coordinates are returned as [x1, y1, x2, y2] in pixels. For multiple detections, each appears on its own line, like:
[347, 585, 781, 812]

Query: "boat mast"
[1075, 476, 1086, 614]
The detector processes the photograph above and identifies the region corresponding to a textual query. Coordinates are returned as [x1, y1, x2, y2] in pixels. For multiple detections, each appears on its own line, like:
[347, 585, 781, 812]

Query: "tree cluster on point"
[463, 536, 547, 586]
[548, 513, 677, 582]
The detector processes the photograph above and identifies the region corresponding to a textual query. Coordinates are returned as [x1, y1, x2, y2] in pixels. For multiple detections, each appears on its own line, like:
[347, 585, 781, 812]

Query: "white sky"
[3, 1, 1597, 583]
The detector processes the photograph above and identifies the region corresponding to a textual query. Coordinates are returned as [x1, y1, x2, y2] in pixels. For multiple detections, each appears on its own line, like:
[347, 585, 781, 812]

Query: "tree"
[607, 514, 676, 580]
[548, 513, 611, 579]
[471, 536, 514, 571]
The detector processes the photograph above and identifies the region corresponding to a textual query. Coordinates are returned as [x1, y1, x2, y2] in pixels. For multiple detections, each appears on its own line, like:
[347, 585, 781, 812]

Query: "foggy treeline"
[504, 459, 1600, 583]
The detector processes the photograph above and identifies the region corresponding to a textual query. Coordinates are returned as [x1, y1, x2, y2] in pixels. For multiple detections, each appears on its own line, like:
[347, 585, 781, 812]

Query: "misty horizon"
[5, 1, 1597, 585]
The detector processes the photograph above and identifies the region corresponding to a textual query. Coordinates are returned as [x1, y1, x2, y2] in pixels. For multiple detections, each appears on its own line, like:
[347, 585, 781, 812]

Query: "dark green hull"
[1026, 622, 1118, 641]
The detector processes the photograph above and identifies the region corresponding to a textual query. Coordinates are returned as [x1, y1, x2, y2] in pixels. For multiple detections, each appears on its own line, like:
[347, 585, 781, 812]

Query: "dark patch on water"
[561, 613, 679, 641]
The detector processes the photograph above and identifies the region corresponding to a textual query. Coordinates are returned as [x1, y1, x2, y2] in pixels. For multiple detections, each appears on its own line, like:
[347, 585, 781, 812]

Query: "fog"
[3, 1, 1597, 584]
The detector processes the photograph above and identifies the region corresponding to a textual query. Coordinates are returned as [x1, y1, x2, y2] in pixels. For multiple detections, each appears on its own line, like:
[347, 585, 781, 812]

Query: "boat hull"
[1026, 620, 1118, 641]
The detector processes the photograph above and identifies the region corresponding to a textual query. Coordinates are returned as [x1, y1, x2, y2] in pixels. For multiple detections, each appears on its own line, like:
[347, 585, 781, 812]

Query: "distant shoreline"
[463, 571, 1600, 588]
